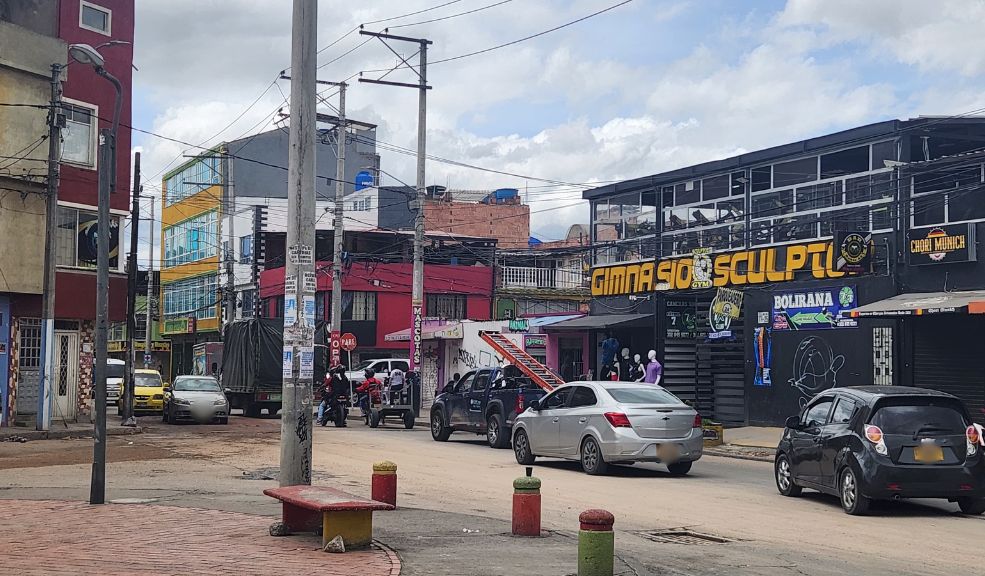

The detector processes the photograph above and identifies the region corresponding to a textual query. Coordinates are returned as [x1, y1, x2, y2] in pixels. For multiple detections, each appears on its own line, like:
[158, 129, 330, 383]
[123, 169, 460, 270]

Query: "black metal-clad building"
[560, 117, 985, 426]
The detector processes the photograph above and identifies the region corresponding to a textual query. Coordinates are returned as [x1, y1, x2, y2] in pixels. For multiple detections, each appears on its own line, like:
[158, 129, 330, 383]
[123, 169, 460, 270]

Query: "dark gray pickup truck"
[430, 365, 549, 449]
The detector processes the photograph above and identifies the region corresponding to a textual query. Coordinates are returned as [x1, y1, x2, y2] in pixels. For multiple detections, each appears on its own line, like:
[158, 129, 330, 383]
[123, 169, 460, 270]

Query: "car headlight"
[174, 398, 191, 406]
[213, 398, 227, 406]
[153, 394, 163, 400]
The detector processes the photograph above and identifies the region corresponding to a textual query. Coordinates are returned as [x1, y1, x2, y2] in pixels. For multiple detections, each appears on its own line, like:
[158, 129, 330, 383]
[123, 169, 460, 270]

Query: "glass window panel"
[821, 209, 866, 237]
[773, 157, 818, 188]
[661, 188, 674, 209]
[871, 140, 897, 170]
[55, 207, 77, 267]
[912, 195, 945, 227]
[947, 187, 985, 223]
[751, 166, 772, 192]
[751, 220, 772, 246]
[820, 146, 869, 179]
[797, 182, 841, 211]
[730, 223, 746, 249]
[701, 226, 730, 250]
[751, 190, 793, 218]
[701, 174, 729, 201]
[731, 172, 746, 196]
[674, 182, 700, 205]
[81, 4, 109, 32]
[689, 204, 715, 227]
[717, 199, 744, 222]
[774, 215, 816, 242]
[62, 104, 94, 166]
[871, 204, 892, 230]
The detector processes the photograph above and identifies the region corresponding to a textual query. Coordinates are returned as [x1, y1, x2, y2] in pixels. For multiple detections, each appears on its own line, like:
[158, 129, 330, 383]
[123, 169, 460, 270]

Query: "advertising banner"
[772, 286, 858, 330]
[907, 224, 976, 265]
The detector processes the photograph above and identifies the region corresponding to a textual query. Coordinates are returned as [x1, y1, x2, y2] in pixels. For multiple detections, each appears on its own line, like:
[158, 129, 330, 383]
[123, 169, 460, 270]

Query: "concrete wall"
[0, 0, 59, 37]
[0, 20, 66, 295]
[228, 128, 378, 200]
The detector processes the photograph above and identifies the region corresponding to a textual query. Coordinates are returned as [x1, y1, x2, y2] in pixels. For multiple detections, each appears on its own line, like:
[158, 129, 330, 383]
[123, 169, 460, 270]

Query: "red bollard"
[512, 467, 541, 537]
[372, 461, 398, 507]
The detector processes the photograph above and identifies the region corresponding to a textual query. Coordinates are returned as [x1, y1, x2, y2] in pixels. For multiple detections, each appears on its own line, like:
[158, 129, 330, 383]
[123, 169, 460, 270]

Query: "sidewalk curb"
[704, 447, 775, 463]
[373, 540, 402, 576]
[1, 426, 143, 442]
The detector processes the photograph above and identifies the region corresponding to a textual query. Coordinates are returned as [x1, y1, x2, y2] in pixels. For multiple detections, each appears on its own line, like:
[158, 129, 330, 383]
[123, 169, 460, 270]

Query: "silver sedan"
[163, 376, 230, 425]
[512, 381, 703, 475]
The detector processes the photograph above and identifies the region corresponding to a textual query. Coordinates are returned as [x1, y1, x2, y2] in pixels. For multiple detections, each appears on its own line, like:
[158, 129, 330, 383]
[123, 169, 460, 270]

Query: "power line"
[387, 0, 513, 29]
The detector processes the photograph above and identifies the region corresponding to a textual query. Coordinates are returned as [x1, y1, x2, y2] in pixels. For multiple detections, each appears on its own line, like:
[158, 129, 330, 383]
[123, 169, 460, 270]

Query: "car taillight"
[693, 413, 702, 428]
[516, 393, 525, 415]
[864, 425, 883, 443]
[865, 425, 888, 456]
[604, 412, 632, 428]
[968, 425, 980, 457]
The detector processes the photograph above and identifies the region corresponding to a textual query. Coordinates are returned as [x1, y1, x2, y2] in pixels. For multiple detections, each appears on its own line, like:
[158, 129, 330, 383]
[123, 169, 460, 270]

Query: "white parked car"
[512, 381, 703, 476]
[346, 358, 410, 385]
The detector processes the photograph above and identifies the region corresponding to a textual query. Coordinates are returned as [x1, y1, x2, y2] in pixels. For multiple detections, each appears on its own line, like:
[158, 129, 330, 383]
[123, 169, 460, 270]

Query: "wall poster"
[771, 286, 858, 331]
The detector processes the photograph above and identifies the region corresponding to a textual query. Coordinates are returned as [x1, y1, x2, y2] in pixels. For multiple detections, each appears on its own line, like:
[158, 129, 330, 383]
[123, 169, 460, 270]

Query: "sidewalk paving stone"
[0, 500, 399, 576]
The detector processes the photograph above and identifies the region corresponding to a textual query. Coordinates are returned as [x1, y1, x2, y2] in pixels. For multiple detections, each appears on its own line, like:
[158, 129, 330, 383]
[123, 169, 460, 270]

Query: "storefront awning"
[526, 314, 585, 327]
[544, 313, 652, 331]
[848, 290, 985, 318]
[384, 322, 464, 342]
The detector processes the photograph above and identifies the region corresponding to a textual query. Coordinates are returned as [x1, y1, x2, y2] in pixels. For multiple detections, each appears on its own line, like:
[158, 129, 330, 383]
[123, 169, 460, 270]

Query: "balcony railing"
[500, 266, 586, 290]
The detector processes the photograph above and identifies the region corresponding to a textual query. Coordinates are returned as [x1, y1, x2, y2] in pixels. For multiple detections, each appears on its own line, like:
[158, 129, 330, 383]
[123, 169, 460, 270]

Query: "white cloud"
[130, 0, 985, 250]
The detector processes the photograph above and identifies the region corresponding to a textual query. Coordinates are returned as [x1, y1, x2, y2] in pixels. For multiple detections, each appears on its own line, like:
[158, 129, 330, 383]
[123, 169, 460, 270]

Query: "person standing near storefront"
[644, 350, 663, 385]
[599, 333, 620, 380]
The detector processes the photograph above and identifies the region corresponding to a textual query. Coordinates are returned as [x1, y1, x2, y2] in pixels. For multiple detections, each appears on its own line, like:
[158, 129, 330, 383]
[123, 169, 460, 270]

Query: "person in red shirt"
[356, 369, 382, 419]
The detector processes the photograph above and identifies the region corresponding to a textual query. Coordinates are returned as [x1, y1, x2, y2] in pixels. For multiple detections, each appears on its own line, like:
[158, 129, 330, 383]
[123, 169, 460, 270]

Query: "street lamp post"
[69, 43, 123, 505]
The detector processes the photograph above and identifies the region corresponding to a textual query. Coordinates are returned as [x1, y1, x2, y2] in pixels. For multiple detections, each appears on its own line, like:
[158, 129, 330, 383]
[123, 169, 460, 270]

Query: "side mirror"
[442, 384, 454, 395]
[163, 387, 172, 394]
[224, 388, 232, 395]
[532, 399, 544, 411]
[784, 415, 801, 430]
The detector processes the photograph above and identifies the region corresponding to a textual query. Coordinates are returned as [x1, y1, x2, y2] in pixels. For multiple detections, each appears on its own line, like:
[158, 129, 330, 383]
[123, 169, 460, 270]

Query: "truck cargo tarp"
[222, 318, 328, 393]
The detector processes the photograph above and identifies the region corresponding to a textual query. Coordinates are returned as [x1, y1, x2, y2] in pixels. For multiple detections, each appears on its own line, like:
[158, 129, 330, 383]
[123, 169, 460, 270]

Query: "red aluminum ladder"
[479, 331, 564, 392]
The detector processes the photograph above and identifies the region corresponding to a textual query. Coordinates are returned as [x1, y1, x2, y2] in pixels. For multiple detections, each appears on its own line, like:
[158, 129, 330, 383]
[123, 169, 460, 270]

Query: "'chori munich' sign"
[907, 224, 976, 266]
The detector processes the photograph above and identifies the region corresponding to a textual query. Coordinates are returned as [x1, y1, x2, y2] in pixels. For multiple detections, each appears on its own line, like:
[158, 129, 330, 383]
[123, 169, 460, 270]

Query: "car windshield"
[606, 387, 682, 405]
[135, 374, 163, 388]
[106, 363, 125, 379]
[870, 400, 967, 435]
[174, 378, 221, 392]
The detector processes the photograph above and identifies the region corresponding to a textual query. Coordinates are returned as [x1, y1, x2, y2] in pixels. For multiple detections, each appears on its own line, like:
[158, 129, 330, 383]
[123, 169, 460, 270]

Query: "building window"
[343, 291, 376, 321]
[61, 103, 96, 167]
[164, 156, 223, 206]
[240, 235, 253, 264]
[518, 299, 580, 316]
[162, 274, 218, 321]
[909, 162, 985, 228]
[55, 206, 120, 269]
[108, 322, 126, 341]
[18, 318, 42, 369]
[163, 211, 218, 267]
[80, 1, 112, 35]
[427, 294, 467, 320]
[351, 197, 372, 211]
[241, 289, 255, 318]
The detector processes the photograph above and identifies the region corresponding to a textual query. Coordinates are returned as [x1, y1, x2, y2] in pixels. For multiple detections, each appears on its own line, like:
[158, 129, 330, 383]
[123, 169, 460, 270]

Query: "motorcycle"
[323, 393, 349, 427]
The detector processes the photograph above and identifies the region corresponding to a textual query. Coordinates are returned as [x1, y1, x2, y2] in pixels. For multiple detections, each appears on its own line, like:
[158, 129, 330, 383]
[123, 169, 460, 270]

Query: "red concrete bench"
[264, 485, 395, 549]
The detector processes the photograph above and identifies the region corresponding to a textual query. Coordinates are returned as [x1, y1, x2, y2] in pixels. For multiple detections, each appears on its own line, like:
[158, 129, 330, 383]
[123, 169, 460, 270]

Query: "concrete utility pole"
[38, 63, 62, 432]
[280, 0, 317, 487]
[123, 155, 141, 426]
[358, 31, 432, 373]
[144, 200, 155, 368]
[330, 82, 347, 366]
[225, 164, 236, 327]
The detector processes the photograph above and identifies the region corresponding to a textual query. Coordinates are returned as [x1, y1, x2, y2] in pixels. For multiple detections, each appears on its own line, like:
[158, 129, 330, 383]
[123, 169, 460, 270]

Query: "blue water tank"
[494, 188, 519, 203]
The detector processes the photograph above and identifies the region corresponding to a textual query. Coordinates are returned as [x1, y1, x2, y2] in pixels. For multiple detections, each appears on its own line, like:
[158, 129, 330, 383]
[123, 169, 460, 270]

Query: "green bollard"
[578, 509, 614, 576]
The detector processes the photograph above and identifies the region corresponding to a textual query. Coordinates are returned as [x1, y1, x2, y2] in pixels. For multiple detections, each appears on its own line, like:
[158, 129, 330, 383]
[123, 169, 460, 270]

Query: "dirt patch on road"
[0, 437, 175, 469]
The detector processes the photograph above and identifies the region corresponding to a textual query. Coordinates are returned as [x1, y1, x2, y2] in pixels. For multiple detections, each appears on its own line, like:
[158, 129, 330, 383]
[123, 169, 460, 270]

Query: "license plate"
[268, 394, 282, 402]
[136, 402, 147, 407]
[657, 443, 680, 462]
[913, 445, 944, 463]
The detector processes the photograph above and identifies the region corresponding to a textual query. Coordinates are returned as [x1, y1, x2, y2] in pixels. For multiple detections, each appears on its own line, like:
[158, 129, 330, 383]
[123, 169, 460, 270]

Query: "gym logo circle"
[840, 233, 868, 265]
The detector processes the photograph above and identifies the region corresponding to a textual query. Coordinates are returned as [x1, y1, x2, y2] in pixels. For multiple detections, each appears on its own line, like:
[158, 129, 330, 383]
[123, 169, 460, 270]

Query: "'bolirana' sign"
[592, 241, 849, 296]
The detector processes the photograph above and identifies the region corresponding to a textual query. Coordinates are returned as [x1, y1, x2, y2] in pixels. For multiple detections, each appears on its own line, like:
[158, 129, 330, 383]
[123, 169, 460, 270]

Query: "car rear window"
[870, 399, 967, 435]
[606, 387, 682, 405]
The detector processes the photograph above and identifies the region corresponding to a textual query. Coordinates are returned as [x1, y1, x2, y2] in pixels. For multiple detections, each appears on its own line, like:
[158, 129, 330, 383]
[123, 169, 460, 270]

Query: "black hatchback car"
[775, 386, 984, 515]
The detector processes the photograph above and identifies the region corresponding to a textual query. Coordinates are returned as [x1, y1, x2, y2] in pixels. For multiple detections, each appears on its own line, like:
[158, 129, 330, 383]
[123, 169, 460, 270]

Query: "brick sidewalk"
[0, 500, 399, 576]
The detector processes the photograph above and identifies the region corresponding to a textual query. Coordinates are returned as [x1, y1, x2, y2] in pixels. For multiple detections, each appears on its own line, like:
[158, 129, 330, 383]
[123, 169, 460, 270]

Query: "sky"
[130, 0, 985, 267]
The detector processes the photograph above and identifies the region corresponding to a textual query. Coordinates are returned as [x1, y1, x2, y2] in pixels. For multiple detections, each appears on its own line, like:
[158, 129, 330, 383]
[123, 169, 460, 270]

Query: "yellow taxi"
[120, 369, 167, 414]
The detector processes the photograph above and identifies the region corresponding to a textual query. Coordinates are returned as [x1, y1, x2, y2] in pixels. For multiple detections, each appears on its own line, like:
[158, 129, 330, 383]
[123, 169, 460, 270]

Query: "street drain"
[636, 529, 731, 545]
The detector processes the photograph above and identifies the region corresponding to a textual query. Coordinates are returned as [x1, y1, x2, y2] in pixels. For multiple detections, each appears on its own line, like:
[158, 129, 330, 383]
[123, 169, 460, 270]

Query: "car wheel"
[403, 411, 415, 429]
[161, 405, 168, 423]
[957, 497, 985, 515]
[580, 436, 609, 476]
[840, 465, 870, 516]
[513, 429, 536, 465]
[666, 461, 692, 476]
[369, 410, 381, 428]
[486, 413, 508, 449]
[430, 410, 452, 441]
[775, 453, 802, 497]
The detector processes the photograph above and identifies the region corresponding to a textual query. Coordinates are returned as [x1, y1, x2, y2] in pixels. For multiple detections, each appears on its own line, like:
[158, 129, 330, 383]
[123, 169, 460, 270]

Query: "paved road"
[1, 415, 981, 575]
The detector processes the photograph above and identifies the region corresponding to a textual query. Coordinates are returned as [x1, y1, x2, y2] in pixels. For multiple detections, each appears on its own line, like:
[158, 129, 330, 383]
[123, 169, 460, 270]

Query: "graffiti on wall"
[788, 336, 845, 408]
